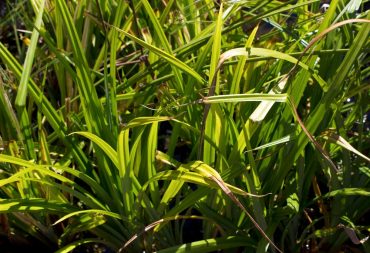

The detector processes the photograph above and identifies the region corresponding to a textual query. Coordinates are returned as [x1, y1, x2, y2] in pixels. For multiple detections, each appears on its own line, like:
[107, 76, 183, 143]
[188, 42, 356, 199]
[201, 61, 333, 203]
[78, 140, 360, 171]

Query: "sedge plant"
[0, 0, 369, 252]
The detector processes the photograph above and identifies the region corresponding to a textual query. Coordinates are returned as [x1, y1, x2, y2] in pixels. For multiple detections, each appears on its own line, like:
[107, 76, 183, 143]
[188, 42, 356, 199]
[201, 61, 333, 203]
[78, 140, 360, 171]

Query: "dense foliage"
[0, 0, 369, 252]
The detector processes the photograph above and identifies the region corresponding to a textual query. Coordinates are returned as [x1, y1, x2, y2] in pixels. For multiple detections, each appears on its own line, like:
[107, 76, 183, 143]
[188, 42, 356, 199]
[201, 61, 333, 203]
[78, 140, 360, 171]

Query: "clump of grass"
[0, 0, 369, 252]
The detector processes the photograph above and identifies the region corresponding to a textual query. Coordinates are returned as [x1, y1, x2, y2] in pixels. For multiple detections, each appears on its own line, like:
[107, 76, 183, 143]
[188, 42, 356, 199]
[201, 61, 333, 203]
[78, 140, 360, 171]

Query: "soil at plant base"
[0, 236, 54, 253]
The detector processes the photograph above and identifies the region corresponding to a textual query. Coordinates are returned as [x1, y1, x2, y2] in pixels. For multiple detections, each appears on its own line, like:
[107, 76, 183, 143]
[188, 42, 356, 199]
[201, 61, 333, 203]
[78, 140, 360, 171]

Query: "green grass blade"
[55, 239, 110, 253]
[141, 0, 184, 92]
[123, 116, 172, 130]
[202, 3, 223, 164]
[156, 236, 255, 253]
[228, 24, 259, 113]
[15, 0, 45, 107]
[71, 131, 118, 167]
[320, 188, 370, 198]
[105, 23, 205, 85]
[14, 0, 46, 160]
[117, 129, 134, 216]
[56, 0, 106, 137]
[203, 94, 287, 103]
[53, 209, 123, 225]
[0, 198, 77, 213]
